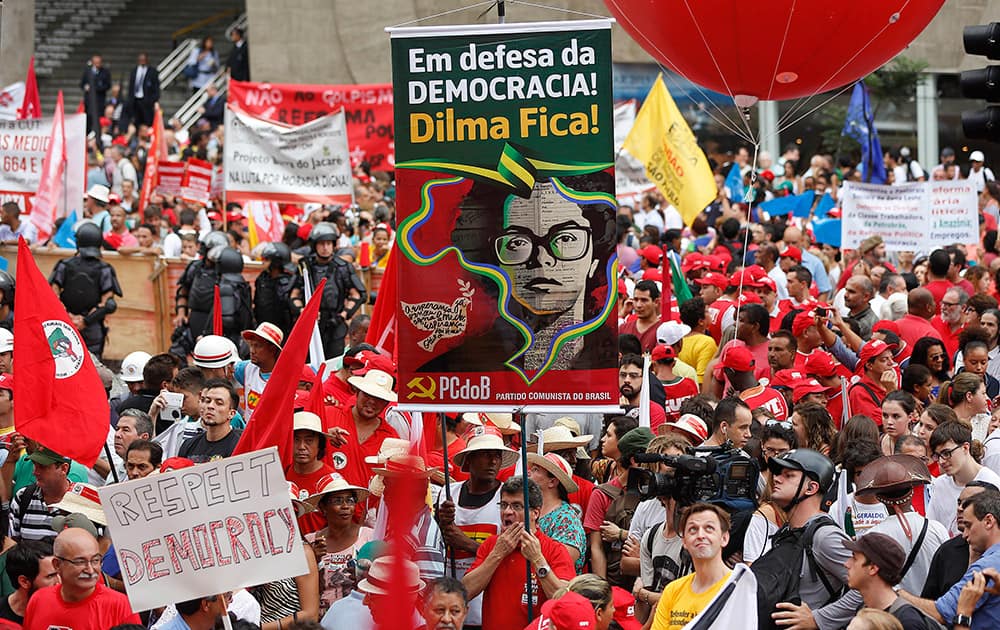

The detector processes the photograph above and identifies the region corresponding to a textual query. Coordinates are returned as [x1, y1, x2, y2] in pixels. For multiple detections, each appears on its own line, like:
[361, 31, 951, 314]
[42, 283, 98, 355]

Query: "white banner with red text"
[0, 114, 85, 216]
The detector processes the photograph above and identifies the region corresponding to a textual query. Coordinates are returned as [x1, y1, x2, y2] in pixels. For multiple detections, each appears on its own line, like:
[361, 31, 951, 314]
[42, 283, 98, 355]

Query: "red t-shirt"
[286, 462, 336, 534]
[325, 404, 399, 488]
[924, 279, 954, 314]
[931, 316, 965, 360]
[470, 529, 576, 630]
[426, 436, 470, 482]
[583, 477, 621, 532]
[706, 298, 736, 342]
[661, 377, 699, 422]
[827, 388, 846, 430]
[740, 385, 789, 421]
[897, 314, 943, 350]
[620, 318, 659, 353]
[568, 474, 595, 518]
[323, 374, 356, 410]
[24, 583, 140, 630]
[848, 374, 887, 426]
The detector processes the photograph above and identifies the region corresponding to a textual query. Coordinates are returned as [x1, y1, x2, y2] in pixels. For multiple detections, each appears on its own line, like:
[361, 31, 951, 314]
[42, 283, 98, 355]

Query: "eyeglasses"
[941, 301, 961, 308]
[762, 446, 789, 458]
[766, 419, 793, 430]
[932, 444, 965, 462]
[493, 225, 591, 266]
[57, 555, 103, 568]
[498, 501, 525, 512]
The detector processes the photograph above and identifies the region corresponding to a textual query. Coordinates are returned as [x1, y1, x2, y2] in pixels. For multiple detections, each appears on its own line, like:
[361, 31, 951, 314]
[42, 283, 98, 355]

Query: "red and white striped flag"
[31, 91, 66, 242]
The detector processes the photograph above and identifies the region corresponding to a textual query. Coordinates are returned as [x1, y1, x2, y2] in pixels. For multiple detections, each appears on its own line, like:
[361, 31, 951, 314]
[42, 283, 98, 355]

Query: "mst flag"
[12, 238, 109, 467]
[623, 75, 716, 225]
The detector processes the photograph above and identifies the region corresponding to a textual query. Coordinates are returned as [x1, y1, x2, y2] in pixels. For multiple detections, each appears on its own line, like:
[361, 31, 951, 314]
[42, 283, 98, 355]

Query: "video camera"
[627, 443, 760, 513]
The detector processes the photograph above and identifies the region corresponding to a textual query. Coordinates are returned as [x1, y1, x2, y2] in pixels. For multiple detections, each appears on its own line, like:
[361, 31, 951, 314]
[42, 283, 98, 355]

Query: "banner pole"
[218, 594, 233, 630]
[103, 443, 119, 484]
[497, 0, 506, 23]
[519, 409, 532, 621]
[440, 412, 457, 578]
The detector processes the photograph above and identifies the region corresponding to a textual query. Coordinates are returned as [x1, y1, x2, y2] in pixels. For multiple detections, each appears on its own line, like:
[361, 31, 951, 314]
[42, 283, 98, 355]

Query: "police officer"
[215, 247, 254, 347]
[292, 222, 366, 358]
[170, 231, 228, 357]
[254, 241, 298, 338]
[49, 222, 122, 357]
[0, 270, 14, 331]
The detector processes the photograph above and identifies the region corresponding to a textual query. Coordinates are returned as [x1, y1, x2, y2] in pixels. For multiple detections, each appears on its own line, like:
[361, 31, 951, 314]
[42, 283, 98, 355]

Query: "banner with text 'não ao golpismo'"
[389, 21, 618, 412]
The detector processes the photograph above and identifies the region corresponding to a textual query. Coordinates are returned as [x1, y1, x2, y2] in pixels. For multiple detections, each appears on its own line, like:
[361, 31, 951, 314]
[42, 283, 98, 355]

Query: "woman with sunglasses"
[879, 392, 919, 456]
[908, 337, 951, 399]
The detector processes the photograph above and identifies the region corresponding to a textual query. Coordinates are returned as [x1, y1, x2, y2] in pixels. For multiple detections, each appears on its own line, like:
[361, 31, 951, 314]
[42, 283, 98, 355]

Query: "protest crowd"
[4, 7, 1000, 630]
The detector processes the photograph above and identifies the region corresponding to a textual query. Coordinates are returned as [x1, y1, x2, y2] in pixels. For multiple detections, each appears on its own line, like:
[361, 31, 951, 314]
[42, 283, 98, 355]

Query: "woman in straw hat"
[528, 452, 586, 573]
[303, 473, 372, 615]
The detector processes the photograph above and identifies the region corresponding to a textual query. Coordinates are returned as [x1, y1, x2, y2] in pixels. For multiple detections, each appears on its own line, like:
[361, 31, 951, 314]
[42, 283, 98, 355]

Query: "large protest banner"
[841, 181, 978, 251]
[389, 21, 619, 411]
[0, 114, 85, 215]
[98, 447, 309, 611]
[228, 80, 394, 170]
[224, 107, 353, 205]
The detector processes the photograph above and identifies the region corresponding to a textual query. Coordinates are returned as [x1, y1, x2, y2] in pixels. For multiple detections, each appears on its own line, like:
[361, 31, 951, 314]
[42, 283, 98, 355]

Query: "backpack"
[596, 481, 641, 589]
[752, 514, 844, 630]
[887, 598, 946, 630]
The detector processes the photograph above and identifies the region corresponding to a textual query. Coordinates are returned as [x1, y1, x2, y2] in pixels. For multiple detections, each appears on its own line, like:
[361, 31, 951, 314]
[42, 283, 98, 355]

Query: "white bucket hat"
[52, 483, 107, 526]
[358, 556, 425, 595]
[0, 328, 14, 354]
[292, 411, 328, 436]
[364, 437, 411, 465]
[348, 369, 397, 402]
[86, 184, 110, 204]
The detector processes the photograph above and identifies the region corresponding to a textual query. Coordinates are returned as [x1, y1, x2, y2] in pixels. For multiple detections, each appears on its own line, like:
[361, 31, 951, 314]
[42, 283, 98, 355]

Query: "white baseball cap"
[970, 150, 985, 163]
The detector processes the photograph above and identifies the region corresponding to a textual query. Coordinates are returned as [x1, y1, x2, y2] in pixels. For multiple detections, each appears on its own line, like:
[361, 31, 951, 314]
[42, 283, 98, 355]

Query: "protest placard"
[97, 447, 309, 611]
[229, 80, 394, 169]
[389, 21, 619, 412]
[0, 114, 85, 215]
[840, 181, 978, 251]
[181, 158, 213, 205]
[224, 107, 353, 205]
[156, 161, 185, 197]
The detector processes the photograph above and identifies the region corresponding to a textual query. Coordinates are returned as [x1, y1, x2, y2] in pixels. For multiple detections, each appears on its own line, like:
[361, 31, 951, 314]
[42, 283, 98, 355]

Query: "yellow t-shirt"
[674, 359, 698, 382]
[678, 333, 718, 383]
[651, 570, 732, 630]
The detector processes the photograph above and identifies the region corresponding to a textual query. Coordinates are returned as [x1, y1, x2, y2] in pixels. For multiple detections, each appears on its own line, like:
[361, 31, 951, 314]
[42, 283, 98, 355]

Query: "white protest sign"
[0, 114, 86, 216]
[841, 181, 978, 252]
[0, 83, 26, 120]
[98, 447, 308, 611]
[224, 106, 353, 205]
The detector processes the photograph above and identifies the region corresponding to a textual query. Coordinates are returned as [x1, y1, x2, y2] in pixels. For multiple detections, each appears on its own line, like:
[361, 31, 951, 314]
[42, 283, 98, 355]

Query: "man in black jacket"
[227, 28, 250, 81]
[80, 55, 111, 136]
[126, 52, 160, 127]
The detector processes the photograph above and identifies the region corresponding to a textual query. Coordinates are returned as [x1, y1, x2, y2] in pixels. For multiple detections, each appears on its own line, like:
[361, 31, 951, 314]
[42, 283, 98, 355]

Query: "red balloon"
[603, 0, 944, 102]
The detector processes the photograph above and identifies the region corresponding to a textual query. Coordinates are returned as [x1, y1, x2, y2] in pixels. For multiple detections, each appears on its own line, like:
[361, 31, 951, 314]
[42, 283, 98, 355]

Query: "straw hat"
[348, 369, 397, 402]
[305, 473, 370, 507]
[536, 424, 592, 453]
[364, 437, 412, 465]
[357, 556, 425, 595]
[527, 452, 578, 493]
[52, 483, 107, 526]
[476, 412, 520, 435]
[241, 322, 284, 349]
[662, 414, 708, 443]
[553, 416, 592, 460]
[288, 482, 315, 517]
[453, 426, 519, 470]
[293, 411, 329, 436]
[371, 454, 435, 479]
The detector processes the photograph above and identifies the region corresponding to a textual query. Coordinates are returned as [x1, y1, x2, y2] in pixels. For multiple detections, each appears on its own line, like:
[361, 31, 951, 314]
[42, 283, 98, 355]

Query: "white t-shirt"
[864, 512, 948, 594]
[983, 428, 1000, 477]
[829, 491, 888, 537]
[628, 498, 666, 542]
[743, 510, 780, 564]
[926, 466, 1000, 536]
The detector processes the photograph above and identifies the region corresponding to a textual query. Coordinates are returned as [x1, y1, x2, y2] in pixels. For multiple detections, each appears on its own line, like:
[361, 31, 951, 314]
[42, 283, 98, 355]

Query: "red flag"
[306, 363, 327, 425]
[232, 279, 326, 466]
[76, 99, 85, 114]
[139, 105, 167, 212]
[212, 285, 222, 336]
[18, 57, 41, 120]
[365, 249, 396, 354]
[12, 238, 109, 467]
[31, 92, 66, 243]
[359, 241, 371, 268]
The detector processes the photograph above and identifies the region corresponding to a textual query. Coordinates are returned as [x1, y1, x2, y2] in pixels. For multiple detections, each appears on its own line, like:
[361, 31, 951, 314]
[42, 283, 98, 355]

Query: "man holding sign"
[23, 527, 139, 629]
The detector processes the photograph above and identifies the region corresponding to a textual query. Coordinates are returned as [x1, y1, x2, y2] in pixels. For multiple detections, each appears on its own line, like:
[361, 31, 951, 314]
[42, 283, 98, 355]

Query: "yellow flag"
[623, 75, 716, 226]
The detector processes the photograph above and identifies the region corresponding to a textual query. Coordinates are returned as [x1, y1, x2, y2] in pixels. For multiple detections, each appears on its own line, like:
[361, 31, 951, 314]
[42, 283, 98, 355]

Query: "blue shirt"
[800, 249, 832, 294]
[937, 541, 1000, 628]
[157, 613, 193, 630]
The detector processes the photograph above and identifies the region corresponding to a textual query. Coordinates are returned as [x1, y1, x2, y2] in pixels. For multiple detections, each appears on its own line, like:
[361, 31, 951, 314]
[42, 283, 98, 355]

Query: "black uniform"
[171, 259, 253, 356]
[254, 271, 297, 339]
[296, 255, 366, 358]
[49, 255, 122, 357]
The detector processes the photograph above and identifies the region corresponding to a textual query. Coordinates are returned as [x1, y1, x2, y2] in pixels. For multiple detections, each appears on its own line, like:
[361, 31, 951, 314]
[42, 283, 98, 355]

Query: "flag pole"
[518, 408, 532, 621]
[439, 412, 457, 578]
[103, 443, 119, 483]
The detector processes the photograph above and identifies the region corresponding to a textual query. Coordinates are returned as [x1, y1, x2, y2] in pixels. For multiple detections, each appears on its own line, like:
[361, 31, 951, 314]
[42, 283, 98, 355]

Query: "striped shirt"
[9, 485, 58, 541]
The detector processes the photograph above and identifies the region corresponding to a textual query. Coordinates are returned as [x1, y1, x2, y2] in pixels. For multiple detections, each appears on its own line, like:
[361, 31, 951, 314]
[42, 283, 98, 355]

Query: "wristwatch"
[953, 614, 972, 628]
[536, 564, 550, 578]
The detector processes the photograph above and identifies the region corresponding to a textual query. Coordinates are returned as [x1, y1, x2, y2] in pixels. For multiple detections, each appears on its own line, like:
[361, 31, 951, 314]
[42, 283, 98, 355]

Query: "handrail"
[225, 13, 248, 40]
[171, 8, 240, 47]
[174, 71, 228, 130]
[158, 38, 197, 90]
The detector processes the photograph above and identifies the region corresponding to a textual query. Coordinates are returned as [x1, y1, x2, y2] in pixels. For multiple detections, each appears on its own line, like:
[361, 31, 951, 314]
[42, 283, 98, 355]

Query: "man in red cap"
[803, 351, 847, 427]
[652, 345, 698, 425]
[791, 311, 826, 369]
[848, 340, 897, 426]
[872, 320, 912, 363]
[694, 272, 728, 306]
[234, 322, 284, 422]
[716, 345, 788, 422]
[792, 378, 828, 408]
[638, 246, 662, 282]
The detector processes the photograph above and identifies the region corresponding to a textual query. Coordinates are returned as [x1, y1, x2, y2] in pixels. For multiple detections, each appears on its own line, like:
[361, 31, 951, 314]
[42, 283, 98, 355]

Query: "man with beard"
[619, 354, 667, 429]
[932, 287, 969, 359]
[463, 477, 574, 630]
[178, 379, 242, 463]
[650, 503, 732, 630]
[421, 577, 469, 630]
[23, 528, 139, 628]
[0, 541, 59, 625]
[843, 276, 878, 341]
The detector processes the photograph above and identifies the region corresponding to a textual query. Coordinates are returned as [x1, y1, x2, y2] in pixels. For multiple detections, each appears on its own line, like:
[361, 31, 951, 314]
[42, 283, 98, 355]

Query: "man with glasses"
[922, 481, 998, 600]
[933, 287, 970, 359]
[926, 422, 1000, 536]
[23, 527, 139, 628]
[462, 476, 574, 630]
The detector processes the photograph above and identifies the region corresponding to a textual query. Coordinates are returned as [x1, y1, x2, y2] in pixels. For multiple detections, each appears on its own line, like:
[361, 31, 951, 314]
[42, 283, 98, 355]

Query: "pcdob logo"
[44, 320, 84, 379]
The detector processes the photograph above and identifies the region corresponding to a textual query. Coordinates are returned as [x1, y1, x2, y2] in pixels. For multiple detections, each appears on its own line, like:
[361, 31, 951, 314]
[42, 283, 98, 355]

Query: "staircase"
[36, 0, 245, 121]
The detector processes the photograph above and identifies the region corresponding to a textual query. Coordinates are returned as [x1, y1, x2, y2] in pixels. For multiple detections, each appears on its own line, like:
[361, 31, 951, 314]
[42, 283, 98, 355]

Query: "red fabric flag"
[232, 279, 326, 466]
[359, 241, 371, 268]
[364, 249, 396, 354]
[18, 57, 41, 120]
[30, 92, 66, 243]
[76, 99, 85, 114]
[12, 238, 109, 467]
[212, 285, 222, 336]
[139, 105, 167, 212]
[306, 363, 327, 425]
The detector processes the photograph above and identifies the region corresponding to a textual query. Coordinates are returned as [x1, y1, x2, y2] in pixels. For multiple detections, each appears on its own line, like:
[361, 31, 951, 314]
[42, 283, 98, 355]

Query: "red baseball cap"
[755, 274, 777, 292]
[737, 291, 762, 305]
[695, 272, 729, 291]
[779, 245, 802, 262]
[769, 369, 807, 389]
[803, 351, 839, 378]
[792, 311, 818, 337]
[651, 344, 677, 362]
[639, 245, 663, 266]
[872, 320, 901, 336]
[857, 339, 895, 373]
[730, 268, 763, 288]
[719, 343, 755, 372]
[160, 457, 196, 473]
[0, 373, 13, 392]
[612, 587, 642, 630]
[793, 378, 828, 403]
[537, 592, 596, 630]
[682, 253, 711, 273]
